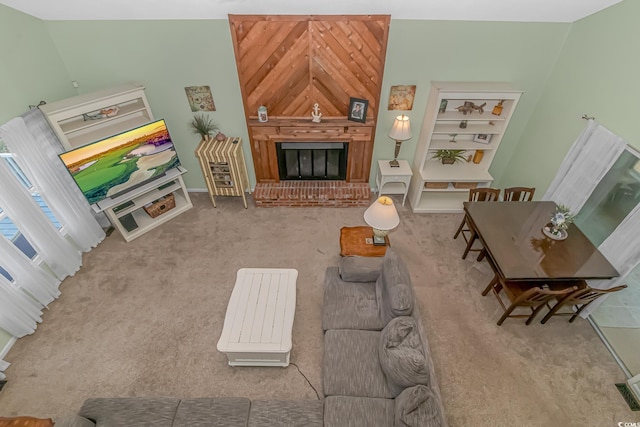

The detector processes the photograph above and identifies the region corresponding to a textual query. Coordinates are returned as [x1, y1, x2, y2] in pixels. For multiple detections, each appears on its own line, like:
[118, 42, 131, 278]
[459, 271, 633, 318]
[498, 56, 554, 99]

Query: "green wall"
[45, 20, 251, 189]
[0, 4, 76, 358]
[0, 5, 75, 124]
[500, 0, 640, 194]
[44, 18, 570, 189]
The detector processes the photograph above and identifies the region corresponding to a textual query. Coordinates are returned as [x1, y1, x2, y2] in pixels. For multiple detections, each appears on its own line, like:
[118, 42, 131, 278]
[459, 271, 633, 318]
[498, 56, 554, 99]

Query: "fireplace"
[276, 142, 348, 181]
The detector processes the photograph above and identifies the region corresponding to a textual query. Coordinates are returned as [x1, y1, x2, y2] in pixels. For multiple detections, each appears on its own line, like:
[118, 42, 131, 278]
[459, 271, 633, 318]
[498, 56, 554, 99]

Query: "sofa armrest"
[339, 256, 384, 282]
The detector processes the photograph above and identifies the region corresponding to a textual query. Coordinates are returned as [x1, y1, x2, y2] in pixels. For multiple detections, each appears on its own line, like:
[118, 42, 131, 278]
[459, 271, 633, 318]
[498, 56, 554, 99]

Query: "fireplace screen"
[276, 142, 348, 180]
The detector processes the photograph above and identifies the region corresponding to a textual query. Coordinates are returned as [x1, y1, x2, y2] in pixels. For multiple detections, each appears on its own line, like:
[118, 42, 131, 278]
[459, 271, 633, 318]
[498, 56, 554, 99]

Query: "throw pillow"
[395, 385, 444, 427]
[376, 252, 414, 325]
[378, 316, 429, 397]
[338, 256, 383, 282]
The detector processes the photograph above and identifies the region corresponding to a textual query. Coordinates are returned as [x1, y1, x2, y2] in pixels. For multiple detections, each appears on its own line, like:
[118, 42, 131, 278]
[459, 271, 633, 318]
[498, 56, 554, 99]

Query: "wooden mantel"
[229, 15, 390, 184]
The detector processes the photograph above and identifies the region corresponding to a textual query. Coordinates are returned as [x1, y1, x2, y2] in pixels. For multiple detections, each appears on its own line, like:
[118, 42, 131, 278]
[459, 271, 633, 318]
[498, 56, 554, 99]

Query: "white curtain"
[580, 202, 640, 317]
[0, 158, 81, 279]
[542, 120, 626, 213]
[0, 109, 106, 250]
[0, 276, 43, 337]
[0, 234, 60, 307]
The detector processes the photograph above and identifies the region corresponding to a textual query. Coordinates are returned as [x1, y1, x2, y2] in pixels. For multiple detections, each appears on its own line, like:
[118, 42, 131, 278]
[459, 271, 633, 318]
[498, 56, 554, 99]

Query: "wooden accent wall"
[229, 15, 390, 183]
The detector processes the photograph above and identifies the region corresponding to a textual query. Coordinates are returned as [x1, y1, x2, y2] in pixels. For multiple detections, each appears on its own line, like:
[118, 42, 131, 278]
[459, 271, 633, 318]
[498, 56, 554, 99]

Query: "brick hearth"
[254, 181, 371, 207]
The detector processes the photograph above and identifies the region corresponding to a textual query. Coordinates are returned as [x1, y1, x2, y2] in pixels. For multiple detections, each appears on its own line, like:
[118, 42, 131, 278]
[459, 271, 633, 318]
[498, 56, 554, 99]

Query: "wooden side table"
[340, 226, 389, 257]
[0, 417, 53, 427]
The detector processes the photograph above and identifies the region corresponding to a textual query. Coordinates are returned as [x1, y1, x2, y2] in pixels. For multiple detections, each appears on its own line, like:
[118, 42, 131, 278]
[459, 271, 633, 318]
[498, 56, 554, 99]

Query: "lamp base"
[389, 159, 400, 168]
[372, 235, 387, 246]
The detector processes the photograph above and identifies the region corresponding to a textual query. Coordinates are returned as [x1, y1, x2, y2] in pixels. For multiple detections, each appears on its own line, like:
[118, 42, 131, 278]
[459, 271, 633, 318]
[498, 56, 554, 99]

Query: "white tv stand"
[94, 167, 193, 242]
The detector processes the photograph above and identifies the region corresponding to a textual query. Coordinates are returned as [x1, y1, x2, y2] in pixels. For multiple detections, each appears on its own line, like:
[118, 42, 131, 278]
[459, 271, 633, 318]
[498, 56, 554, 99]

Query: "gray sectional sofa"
[56, 248, 445, 427]
[322, 249, 447, 427]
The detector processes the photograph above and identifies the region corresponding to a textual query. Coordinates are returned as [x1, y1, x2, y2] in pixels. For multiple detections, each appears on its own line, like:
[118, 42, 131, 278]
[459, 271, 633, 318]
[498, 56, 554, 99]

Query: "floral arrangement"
[550, 204, 574, 232]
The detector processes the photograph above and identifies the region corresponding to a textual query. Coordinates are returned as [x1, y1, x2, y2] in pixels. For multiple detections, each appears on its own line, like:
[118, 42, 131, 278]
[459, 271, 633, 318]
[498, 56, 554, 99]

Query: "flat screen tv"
[59, 119, 181, 206]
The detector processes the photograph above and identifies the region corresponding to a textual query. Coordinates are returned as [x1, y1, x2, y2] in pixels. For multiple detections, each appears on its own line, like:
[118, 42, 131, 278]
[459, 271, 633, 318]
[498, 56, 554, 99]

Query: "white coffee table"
[217, 268, 297, 367]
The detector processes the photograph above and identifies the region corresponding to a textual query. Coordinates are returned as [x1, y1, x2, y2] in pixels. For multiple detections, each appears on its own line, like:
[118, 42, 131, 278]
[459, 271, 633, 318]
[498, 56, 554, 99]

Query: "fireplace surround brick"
[254, 181, 371, 207]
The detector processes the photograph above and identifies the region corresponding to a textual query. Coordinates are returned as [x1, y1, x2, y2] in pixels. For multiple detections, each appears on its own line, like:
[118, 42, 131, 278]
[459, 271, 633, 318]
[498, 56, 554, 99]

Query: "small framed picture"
[473, 133, 492, 144]
[348, 97, 368, 123]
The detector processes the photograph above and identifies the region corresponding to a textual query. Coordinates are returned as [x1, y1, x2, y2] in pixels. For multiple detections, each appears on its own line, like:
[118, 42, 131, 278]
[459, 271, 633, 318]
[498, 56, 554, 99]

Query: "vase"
[215, 132, 226, 141]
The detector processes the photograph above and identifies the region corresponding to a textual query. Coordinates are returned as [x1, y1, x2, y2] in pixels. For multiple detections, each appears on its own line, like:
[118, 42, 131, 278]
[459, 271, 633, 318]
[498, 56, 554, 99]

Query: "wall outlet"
[72, 81, 79, 88]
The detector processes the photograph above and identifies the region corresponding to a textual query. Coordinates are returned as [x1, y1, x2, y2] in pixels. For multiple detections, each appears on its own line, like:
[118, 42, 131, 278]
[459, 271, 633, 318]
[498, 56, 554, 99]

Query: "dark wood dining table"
[464, 201, 619, 283]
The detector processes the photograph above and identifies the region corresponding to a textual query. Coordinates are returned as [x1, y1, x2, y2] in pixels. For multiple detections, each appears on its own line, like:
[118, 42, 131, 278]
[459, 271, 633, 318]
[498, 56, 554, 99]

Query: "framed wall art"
[348, 97, 368, 123]
[185, 85, 216, 112]
[388, 85, 416, 110]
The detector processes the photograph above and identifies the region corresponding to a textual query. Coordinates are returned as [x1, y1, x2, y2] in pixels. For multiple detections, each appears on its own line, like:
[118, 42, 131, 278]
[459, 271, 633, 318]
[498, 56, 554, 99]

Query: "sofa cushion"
[79, 397, 180, 427]
[378, 316, 430, 397]
[376, 250, 414, 326]
[53, 414, 95, 427]
[395, 385, 444, 427]
[338, 256, 383, 282]
[323, 329, 392, 399]
[324, 396, 394, 427]
[173, 397, 250, 427]
[249, 400, 323, 427]
[322, 267, 384, 331]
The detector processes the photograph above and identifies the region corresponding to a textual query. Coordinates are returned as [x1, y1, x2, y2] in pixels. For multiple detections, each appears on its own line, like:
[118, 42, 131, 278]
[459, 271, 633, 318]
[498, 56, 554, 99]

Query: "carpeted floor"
[0, 192, 634, 425]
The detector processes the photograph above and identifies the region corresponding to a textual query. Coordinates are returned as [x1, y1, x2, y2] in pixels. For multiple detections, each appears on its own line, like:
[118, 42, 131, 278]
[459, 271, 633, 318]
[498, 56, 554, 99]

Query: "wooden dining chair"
[482, 278, 577, 325]
[503, 186, 535, 202]
[540, 283, 628, 324]
[453, 187, 500, 260]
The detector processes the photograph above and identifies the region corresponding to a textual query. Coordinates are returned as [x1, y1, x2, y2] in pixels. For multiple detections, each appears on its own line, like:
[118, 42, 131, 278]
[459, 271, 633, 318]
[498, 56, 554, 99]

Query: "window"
[0, 141, 61, 280]
[574, 150, 640, 246]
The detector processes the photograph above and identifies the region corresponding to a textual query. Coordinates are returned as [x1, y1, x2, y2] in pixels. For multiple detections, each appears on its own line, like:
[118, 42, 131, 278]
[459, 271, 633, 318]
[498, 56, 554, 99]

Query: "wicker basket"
[424, 181, 449, 189]
[143, 193, 176, 218]
[452, 182, 479, 189]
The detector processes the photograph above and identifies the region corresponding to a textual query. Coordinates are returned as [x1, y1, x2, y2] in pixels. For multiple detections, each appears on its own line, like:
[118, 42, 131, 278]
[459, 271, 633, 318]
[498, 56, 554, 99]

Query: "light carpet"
[0, 192, 634, 425]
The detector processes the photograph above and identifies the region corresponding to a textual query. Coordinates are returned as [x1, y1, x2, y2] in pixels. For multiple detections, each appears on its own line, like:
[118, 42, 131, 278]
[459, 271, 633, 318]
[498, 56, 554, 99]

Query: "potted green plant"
[189, 113, 218, 140]
[431, 149, 468, 165]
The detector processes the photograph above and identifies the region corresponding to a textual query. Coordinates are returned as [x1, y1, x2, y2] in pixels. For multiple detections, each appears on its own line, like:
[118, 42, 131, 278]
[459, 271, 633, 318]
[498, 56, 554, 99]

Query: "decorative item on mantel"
[311, 103, 322, 123]
[542, 204, 574, 241]
[258, 105, 268, 123]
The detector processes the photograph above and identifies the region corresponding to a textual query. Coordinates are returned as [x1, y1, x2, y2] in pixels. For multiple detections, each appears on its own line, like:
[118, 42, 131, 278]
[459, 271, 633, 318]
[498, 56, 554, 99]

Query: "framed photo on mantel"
[348, 97, 368, 123]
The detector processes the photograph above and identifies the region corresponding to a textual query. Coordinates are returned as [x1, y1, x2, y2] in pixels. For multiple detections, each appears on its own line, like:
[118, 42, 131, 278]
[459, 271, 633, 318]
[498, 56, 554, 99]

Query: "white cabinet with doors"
[408, 81, 522, 213]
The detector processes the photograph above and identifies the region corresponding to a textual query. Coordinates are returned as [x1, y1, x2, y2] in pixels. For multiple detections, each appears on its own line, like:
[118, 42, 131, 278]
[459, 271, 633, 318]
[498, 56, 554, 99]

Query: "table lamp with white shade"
[364, 196, 400, 245]
[388, 114, 412, 167]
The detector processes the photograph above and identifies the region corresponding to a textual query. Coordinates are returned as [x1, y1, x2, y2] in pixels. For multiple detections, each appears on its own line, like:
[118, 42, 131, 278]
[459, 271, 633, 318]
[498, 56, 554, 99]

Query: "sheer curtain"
[0, 158, 81, 279]
[1, 109, 106, 250]
[580, 203, 640, 317]
[542, 120, 627, 213]
[0, 233, 60, 307]
[0, 274, 43, 337]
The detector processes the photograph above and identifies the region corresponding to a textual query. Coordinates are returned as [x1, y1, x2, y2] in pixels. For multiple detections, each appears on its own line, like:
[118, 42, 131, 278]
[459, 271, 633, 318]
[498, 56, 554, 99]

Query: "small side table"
[340, 226, 389, 257]
[376, 160, 413, 206]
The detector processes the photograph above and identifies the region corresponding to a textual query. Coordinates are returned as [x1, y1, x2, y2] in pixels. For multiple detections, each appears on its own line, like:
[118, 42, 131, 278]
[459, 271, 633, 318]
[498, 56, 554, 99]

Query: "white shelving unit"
[40, 82, 153, 150]
[94, 167, 193, 242]
[42, 82, 193, 241]
[408, 81, 522, 213]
